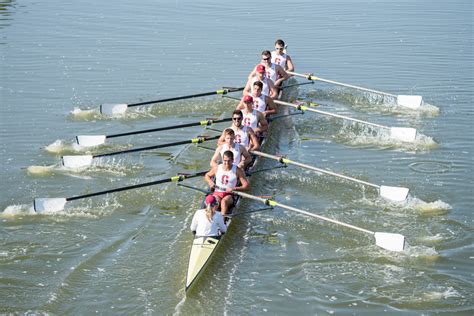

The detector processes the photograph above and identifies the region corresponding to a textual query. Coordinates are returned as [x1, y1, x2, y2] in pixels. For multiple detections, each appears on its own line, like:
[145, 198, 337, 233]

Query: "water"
[1, 0, 473, 314]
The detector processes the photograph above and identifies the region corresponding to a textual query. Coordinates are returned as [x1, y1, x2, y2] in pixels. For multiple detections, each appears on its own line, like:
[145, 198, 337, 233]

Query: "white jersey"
[251, 94, 266, 113]
[271, 51, 288, 69]
[264, 63, 278, 82]
[220, 143, 241, 165]
[243, 109, 258, 130]
[215, 164, 238, 193]
[251, 77, 270, 97]
[233, 126, 250, 148]
[190, 209, 227, 237]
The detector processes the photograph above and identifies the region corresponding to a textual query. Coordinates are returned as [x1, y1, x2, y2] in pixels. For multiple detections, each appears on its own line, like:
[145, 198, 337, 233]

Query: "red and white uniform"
[251, 77, 270, 97]
[251, 94, 266, 113]
[271, 51, 288, 69]
[233, 126, 250, 148]
[215, 164, 238, 193]
[264, 63, 278, 82]
[220, 143, 241, 165]
[243, 109, 258, 130]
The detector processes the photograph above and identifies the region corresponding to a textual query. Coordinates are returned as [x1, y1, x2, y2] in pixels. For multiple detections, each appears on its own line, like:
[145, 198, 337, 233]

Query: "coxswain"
[248, 50, 289, 88]
[210, 128, 252, 169]
[205, 150, 249, 216]
[238, 95, 268, 135]
[244, 64, 278, 99]
[190, 195, 227, 238]
[218, 110, 260, 151]
[271, 39, 294, 72]
[238, 81, 277, 118]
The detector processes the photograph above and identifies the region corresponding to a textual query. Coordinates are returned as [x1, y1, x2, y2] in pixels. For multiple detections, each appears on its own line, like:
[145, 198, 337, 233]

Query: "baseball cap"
[256, 64, 266, 73]
[205, 195, 218, 206]
[243, 95, 253, 103]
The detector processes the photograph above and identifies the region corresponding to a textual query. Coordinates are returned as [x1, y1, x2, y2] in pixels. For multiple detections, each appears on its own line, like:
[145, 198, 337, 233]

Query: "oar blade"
[374, 232, 406, 252]
[390, 127, 417, 142]
[62, 155, 93, 168]
[396, 95, 423, 109]
[34, 198, 67, 213]
[379, 185, 409, 202]
[76, 135, 106, 147]
[100, 103, 128, 116]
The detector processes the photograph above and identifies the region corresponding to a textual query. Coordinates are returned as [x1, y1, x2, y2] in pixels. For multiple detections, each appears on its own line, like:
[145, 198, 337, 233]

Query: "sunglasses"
[275, 47, 284, 50]
[232, 117, 242, 121]
[262, 57, 270, 61]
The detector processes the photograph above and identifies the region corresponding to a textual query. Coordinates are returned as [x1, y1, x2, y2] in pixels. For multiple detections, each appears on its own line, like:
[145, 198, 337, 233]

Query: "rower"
[238, 95, 268, 136]
[244, 64, 278, 99]
[190, 195, 227, 238]
[205, 150, 249, 216]
[248, 50, 289, 88]
[238, 81, 277, 118]
[210, 128, 252, 169]
[218, 110, 260, 151]
[271, 39, 294, 72]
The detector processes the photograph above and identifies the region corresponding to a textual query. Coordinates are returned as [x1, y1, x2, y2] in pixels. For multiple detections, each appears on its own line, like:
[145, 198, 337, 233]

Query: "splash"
[303, 88, 439, 118]
[335, 123, 438, 152]
[2, 204, 36, 216]
[404, 196, 452, 216]
[27, 158, 143, 177]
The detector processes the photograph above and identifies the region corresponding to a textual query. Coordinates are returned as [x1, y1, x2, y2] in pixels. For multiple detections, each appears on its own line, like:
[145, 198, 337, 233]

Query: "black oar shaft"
[93, 136, 219, 158]
[127, 87, 245, 108]
[107, 118, 232, 139]
[66, 171, 208, 202]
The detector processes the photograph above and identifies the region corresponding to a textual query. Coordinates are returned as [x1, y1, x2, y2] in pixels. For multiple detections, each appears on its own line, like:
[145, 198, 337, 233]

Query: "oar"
[76, 117, 232, 147]
[275, 100, 417, 142]
[233, 191, 406, 252]
[250, 151, 409, 202]
[287, 71, 423, 110]
[33, 171, 209, 213]
[62, 135, 219, 168]
[100, 87, 245, 115]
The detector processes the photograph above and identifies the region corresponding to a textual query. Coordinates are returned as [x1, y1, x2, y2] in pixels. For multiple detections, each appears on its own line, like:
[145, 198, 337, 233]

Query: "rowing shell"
[185, 78, 299, 292]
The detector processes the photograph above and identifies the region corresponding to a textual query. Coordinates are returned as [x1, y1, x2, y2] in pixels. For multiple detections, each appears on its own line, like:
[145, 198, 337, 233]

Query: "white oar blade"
[379, 185, 409, 202]
[76, 135, 106, 147]
[374, 232, 406, 252]
[390, 127, 417, 142]
[34, 198, 67, 213]
[396, 95, 422, 109]
[62, 155, 93, 168]
[100, 103, 128, 116]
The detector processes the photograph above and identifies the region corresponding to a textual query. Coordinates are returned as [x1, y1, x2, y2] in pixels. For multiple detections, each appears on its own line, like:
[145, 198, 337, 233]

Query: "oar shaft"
[250, 151, 379, 189]
[274, 99, 388, 129]
[93, 136, 219, 158]
[287, 71, 396, 98]
[106, 118, 232, 139]
[233, 191, 374, 235]
[67, 171, 208, 201]
[127, 87, 245, 107]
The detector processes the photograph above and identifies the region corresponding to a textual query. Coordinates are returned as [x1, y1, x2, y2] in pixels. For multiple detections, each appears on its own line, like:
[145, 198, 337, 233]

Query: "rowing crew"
[190, 39, 294, 238]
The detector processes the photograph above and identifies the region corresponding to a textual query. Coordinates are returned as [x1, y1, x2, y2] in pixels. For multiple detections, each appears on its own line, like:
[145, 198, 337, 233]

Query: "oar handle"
[127, 87, 245, 107]
[287, 71, 396, 98]
[250, 151, 379, 189]
[106, 118, 232, 139]
[274, 100, 388, 130]
[93, 136, 220, 158]
[67, 171, 208, 201]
